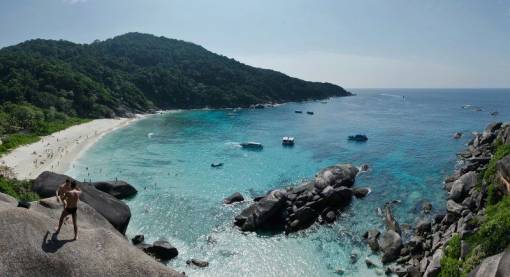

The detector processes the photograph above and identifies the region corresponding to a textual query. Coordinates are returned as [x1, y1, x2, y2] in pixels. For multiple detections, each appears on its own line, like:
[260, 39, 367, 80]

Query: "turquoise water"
[67, 89, 510, 276]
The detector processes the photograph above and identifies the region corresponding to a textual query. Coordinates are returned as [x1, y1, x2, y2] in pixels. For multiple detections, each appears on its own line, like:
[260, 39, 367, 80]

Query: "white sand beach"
[0, 116, 146, 180]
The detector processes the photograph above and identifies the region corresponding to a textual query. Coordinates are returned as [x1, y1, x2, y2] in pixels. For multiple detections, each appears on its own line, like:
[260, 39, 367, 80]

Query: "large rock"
[33, 171, 131, 234]
[384, 205, 401, 235]
[447, 200, 464, 215]
[353, 187, 370, 198]
[497, 155, 510, 188]
[186, 259, 209, 268]
[314, 164, 359, 189]
[143, 240, 178, 261]
[323, 186, 353, 207]
[484, 122, 503, 134]
[416, 219, 432, 234]
[449, 171, 477, 203]
[468, 247, 510, 277]
[92, 181, 137, 199]
[0, 193, 182, 277]
[287, 206, 319, 232]
[0, 192, 17, 205]
[364, 229, 381, 251]
[224, 192, 244, 204]
[497, 124, 510, 145]
[380, 230, 403, 263]
[424, 249, 443, 277]
[234, 189, 287, 231]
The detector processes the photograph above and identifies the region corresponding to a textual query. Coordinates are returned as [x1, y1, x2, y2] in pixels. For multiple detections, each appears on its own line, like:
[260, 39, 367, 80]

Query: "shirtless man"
[55, 181, 81, 240]
[56, 179, 72, 223]
[56, 179, 71, 203]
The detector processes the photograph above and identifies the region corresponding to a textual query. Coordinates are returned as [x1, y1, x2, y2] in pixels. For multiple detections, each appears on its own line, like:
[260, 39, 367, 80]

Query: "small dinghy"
[348, 134, 368, 142]
[211, 162, 224, 168]
[282, 137, 295, 146]
[240, 142, 263, 150]
[306, 111, 314, 115]
[295, 110, 303, 114]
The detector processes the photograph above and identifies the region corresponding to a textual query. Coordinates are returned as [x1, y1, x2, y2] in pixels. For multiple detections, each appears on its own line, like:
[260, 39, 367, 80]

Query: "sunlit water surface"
[67, 89, 510, 276]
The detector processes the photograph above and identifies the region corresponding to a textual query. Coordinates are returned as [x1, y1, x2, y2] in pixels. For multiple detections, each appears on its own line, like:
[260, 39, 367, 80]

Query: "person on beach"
[55, 181, 81, 240]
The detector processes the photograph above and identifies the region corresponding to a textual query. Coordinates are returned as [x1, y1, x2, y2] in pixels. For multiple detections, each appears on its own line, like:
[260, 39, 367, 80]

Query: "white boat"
[282, 137, 295, 146]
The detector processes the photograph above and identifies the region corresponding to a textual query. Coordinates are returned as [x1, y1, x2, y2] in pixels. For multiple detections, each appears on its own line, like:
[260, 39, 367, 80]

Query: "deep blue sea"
[67, 89, 510, 276]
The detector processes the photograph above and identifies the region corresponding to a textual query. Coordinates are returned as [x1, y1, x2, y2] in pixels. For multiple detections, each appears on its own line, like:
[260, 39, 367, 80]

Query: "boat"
[306, 111, 314, 115]
[282, 137, 295, 146]
[254, 104, 265, 109]
[240, 142, 263, 149]
[348, 134, 368, 142]
[320, 101, 328, 104]
[211, 162, 224, 168]
[295, 110, 303, 114]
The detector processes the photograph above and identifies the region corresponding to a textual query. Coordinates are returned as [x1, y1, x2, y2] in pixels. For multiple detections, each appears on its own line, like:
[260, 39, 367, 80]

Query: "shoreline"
[0, 115, 148, 180]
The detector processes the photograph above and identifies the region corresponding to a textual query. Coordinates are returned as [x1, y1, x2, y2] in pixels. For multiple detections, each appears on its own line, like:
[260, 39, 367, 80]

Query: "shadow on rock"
[41, 231, 74, 253]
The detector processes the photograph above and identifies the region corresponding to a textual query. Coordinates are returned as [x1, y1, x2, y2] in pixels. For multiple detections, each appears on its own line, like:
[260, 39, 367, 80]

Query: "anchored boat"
[240, 142, 263, 150]
[282, 137, 295, 146]
[348, 134, 368, 142]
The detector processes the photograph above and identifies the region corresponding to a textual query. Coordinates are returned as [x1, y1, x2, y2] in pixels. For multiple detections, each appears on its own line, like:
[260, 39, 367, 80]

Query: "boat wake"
[379, 93, 403, 98]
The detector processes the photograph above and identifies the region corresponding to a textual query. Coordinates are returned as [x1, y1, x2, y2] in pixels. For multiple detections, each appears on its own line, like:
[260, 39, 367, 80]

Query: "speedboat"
[282, 137, 295, 146]
[348, 134, 368, 142]
[240, 142, 263, 149]
[211, 162, 224, 168]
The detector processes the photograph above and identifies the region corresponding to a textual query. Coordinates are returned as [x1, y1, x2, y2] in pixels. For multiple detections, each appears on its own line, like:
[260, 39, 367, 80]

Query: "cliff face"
[364, 122, 510, 276]
[0, 193, 183, 277]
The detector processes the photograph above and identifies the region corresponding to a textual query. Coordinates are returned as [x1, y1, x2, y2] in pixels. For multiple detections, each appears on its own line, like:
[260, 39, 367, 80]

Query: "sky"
[0, 0, 509, 88]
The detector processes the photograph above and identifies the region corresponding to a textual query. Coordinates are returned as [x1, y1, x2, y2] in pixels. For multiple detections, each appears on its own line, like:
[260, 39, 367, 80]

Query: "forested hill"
[0, 32, 351, 119]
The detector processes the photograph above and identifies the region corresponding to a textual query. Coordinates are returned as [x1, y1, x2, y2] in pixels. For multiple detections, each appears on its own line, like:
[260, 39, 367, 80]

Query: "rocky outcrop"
[224, 192, 244, 204]
[132, 234, 145, 245]
[0, 193, 182, 277]
[234, 164, 360, 233]
[380, 230, 403, 263]
[234, 189, 287, 231]
[363, 229, 381, 251]
[384, 205, 401, 235]
[353, 187, 370, 198]
[143, 240, 179, 261]
[93, 181, 137, 199]
[186, 259, 209, 268]
[363, 122, 509, 276]
[448, 171, 477, 203]
[32, 171, 131, 234]
[497, 155, 510, 186]
[468, 248, 510, 277]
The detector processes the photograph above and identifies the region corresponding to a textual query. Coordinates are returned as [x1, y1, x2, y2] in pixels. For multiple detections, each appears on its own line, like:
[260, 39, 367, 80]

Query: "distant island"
[0, 32, 351, 154]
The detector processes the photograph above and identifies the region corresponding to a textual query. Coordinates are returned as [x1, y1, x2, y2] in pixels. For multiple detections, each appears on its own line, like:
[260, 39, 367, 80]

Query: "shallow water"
[67, 89, 510, 276]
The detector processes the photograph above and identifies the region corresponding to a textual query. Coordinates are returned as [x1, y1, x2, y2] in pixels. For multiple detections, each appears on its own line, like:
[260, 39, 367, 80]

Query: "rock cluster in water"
[364, 122, 510, 276]
[233, 164, 370, 234]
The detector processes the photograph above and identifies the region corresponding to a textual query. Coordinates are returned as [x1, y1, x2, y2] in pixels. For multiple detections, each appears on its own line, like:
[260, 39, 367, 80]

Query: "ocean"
[66, 89, 510, 276]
